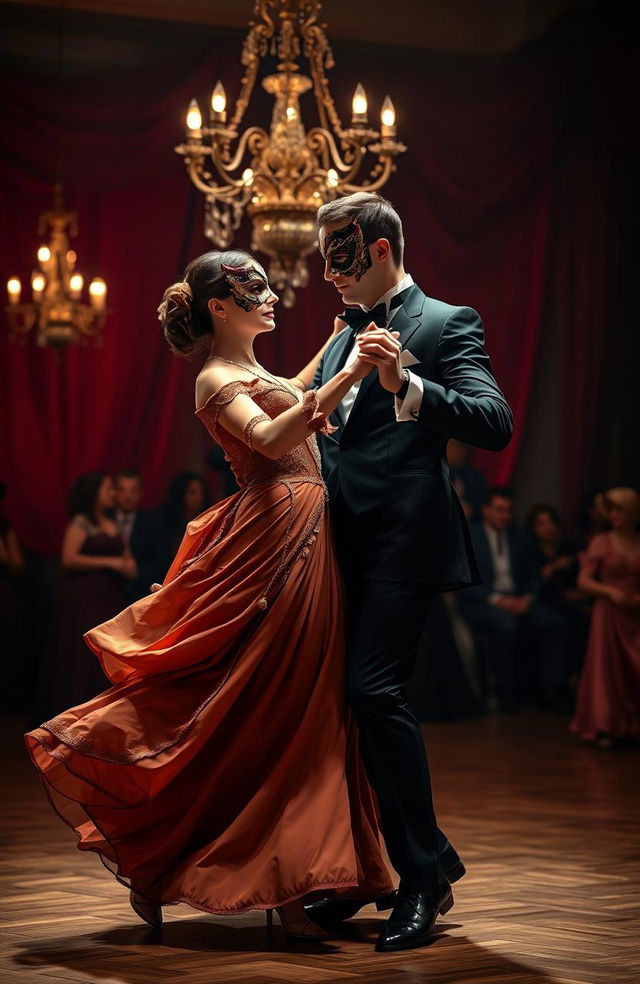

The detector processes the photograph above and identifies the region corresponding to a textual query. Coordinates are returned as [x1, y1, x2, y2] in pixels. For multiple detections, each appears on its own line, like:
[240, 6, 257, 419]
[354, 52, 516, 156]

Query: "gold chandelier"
[176, 0, 406, 307]
[5, 186, 107, 348]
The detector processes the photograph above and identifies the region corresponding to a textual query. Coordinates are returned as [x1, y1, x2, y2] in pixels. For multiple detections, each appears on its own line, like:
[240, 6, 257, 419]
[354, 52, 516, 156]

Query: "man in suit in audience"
[459, 486, 566, 712]
[114, 470, 162, 602]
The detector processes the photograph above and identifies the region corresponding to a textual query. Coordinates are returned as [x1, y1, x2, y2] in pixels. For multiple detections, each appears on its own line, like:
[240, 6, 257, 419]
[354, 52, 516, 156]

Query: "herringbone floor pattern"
[2, 712, 638, 984]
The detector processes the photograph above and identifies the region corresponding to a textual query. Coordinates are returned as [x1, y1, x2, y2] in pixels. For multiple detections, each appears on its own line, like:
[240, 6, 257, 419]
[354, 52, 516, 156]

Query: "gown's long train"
[25, 376, 394, 914]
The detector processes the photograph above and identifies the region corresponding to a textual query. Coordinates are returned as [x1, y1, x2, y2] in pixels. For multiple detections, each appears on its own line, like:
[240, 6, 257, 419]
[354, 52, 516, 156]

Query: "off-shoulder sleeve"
[195, 377, 263, 430]
[579, 533, 608, 580]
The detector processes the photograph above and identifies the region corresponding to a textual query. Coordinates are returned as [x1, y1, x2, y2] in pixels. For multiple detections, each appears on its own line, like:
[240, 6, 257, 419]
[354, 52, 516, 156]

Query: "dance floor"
[1, 711, 638, 984]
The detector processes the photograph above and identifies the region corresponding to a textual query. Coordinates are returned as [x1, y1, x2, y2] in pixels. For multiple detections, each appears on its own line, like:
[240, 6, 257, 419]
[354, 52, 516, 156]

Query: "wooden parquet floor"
[1, 712, 638, 984]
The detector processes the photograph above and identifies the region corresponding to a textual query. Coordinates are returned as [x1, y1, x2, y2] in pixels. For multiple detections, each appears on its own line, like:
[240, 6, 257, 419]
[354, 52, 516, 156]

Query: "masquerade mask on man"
[222, 264, 272, 312]
[320, 219, 373, 281]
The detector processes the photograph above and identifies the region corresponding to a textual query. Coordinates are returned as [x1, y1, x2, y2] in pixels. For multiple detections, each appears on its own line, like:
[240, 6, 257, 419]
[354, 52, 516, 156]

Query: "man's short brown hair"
[317, 192, 404, 266]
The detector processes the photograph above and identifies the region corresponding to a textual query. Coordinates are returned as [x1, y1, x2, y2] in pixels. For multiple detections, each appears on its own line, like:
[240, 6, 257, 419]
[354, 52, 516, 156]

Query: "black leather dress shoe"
[375, 882, 453, 952]
[305, 846, 464, 927]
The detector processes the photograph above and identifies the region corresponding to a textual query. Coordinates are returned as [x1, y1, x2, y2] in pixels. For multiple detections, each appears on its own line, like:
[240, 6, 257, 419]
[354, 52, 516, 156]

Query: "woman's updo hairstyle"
[158, 249, 255, 357]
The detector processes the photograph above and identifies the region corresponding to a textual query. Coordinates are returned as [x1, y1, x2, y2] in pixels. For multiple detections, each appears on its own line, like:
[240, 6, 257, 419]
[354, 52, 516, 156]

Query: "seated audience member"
[33, 472, 137, 721]
[459, 487, 567, 713]
[447, 439, 488, 522]
[0, 481, 27, 711]
[155, 470, 210, 580]
[527, 503, 590, 682]
[571, 487, 640, 749]
[114, 469, 163, 601]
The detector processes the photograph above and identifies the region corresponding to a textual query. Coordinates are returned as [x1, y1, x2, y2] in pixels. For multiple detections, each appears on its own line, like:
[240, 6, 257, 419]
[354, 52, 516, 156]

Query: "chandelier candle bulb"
[326, 168, 339, 188]
[31, 272, 45, 300]
[69, 273, 83, 299]
[186, 99, 203, 135]
[210, 81, 227, 123]
[380, 96, 397, 137]
[89, 278, 107, 310]
[7, 277, 21, 304]
[37, 245, 51, 264]
[351, 83, 368, 124]
[242, 168, 254, 186]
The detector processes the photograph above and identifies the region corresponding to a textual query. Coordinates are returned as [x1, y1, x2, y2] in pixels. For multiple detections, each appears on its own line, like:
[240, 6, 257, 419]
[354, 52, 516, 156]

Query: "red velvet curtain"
[0, 14, 618, 552]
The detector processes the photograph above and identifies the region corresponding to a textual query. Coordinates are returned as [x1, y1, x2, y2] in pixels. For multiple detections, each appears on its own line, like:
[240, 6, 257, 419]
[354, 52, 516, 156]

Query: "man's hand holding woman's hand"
[356, 325, 404, 393]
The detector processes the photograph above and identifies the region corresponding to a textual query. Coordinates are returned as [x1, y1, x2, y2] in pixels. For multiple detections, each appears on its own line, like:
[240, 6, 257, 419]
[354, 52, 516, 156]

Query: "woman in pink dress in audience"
[571, 487, 640, 748]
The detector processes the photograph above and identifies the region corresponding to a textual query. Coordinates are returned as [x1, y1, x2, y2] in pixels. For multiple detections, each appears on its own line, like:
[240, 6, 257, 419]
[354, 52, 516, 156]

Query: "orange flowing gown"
[25, 376, 394, 914]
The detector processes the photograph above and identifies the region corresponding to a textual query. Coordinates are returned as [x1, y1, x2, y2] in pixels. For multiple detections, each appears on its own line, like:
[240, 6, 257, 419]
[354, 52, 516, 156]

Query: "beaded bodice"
[195, 376, 323, 489]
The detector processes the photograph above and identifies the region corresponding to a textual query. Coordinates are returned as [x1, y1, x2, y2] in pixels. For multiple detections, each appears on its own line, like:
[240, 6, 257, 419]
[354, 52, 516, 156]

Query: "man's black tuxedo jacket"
[313, 284, 513, 588]
[460, 522, 540, 605]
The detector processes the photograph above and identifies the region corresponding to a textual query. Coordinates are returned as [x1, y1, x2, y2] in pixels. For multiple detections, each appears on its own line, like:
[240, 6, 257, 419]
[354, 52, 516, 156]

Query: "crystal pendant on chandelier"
[175, 0, 406, 307]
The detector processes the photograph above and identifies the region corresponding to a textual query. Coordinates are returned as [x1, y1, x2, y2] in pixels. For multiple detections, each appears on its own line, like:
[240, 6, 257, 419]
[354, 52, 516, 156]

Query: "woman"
[33, 472, 138, 719]
[570, 487, 640, 748]
[25, 250, 395, 940]
[526, 503, 590, 684]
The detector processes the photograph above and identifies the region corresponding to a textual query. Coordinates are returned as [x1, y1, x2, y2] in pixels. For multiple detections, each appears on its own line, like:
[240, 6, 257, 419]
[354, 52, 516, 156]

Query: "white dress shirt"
[115, 509, 136, 547]
[483, 522, 516, 599]
[339, 273, 422, 423]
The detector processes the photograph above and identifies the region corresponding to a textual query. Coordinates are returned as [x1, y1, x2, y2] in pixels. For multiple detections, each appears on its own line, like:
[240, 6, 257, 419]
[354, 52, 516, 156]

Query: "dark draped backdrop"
[0, 4, 636, 554]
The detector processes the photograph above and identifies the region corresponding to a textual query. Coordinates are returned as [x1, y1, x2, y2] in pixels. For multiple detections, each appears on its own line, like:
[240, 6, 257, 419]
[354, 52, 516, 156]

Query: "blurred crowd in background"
[1, 440, 639, 749]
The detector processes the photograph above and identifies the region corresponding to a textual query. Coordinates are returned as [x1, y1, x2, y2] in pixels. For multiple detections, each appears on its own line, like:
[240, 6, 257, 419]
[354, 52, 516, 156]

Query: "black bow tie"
[339, 291, 407, 338]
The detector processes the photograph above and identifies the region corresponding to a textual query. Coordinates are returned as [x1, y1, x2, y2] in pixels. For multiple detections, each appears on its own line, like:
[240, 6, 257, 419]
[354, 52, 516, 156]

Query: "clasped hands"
[351, 321, 404, 392]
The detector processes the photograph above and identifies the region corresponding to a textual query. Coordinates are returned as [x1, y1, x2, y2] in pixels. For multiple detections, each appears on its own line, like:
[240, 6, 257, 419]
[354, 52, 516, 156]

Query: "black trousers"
[335, 566, 454, 891]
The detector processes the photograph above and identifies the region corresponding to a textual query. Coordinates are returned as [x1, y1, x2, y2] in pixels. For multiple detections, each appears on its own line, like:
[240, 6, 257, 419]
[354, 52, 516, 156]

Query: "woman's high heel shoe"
[130, 890, 163, 928]
[266, 906, 329, 941]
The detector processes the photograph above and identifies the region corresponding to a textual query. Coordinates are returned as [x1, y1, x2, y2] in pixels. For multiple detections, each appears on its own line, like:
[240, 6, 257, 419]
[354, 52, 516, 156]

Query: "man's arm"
[358, 308, 513, 451]
[417, 307, 513, 450]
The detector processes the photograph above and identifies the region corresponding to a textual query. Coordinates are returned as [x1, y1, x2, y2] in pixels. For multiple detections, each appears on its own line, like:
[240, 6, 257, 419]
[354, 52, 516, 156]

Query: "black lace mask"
[320, 219, 372, 281]
[221, 264, 272, 312]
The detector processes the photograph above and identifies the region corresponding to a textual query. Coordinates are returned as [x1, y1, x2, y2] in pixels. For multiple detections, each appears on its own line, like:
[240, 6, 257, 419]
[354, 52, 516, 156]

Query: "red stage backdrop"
[0, 11, 624, 553]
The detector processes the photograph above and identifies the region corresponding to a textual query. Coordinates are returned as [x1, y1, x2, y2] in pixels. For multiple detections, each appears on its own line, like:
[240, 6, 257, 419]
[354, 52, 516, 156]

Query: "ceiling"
[1, 0, 592, 61]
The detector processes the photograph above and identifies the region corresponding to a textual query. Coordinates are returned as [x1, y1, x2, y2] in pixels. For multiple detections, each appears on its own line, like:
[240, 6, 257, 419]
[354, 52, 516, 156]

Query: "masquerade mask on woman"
[222, 264, 272, 312]
[320, 219, 373, 281]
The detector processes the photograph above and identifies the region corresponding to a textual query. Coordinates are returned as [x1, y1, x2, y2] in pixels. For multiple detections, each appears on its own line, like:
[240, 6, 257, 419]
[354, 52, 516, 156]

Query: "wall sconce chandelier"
[5, 185, 107, 348]
[176, 0, 406, 307]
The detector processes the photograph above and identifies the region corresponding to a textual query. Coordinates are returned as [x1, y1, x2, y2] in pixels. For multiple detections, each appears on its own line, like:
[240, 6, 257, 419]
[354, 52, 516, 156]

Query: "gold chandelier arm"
[212, 126, 269, 176]
[300, 6, 346, 140]
[228, 3, 276, 133]
[339, 154, 396, 195]
[306, 127, 355, 173]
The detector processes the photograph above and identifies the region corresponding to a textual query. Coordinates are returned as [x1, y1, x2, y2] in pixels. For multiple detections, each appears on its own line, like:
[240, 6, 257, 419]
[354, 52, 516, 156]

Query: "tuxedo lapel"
[344, 285, 425, 429]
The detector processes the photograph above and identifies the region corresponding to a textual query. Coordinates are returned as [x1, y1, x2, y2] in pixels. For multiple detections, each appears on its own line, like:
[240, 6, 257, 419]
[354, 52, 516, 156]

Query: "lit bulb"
[352, 83, 368, 121]
[242, 168, 254, 185]
[211, 81, 227, 116]
[380, 96, 396, 130]
[66, 249, 77, 266]
[31, 272, 46, 295]
[89, 277, 107, 309]
[69, 273, 83, 297]
[37, 245, 51, 263]
[327, 168, 339, 188]
[286, 105, 297, 120]
[186, 98, 202, 131]
[7, 277, 21, 303]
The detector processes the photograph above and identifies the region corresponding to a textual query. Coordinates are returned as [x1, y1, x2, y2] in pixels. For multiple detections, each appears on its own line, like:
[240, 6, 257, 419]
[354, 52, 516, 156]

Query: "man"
[306, 192, 513, 952]
[459, 487, 567, 713]
[114, 471, 162, 602]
